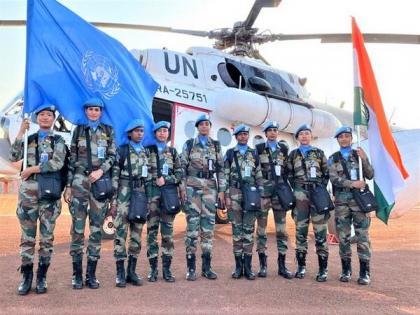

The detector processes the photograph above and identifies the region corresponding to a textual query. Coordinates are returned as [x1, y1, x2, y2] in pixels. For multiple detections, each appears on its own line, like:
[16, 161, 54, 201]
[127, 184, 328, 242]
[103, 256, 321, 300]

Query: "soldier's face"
[197, 121, 211, 136]
[36, 110, 55, 129]
[265, 128, 278, 141]
[85, 106, 102, 121]
[129, 127, 144, 142]
[236, 132, 249, 145]
[155, 127, 169, 142]
[297, 130, 312, 145]
[337, 133, 352, 147]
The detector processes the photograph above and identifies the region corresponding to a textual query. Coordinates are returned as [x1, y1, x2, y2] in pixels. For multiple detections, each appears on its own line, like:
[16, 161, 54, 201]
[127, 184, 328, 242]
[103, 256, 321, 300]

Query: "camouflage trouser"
[335, 194, 371, 261]
[147, 190, 176, 259]
[184, 179, 217, 255]
[69, 173, 108, 261]
[292, 188, 329, 257]
[256, 193, 289, 255]
[16, 180, 61, 265]
[114, 182, 144, 261]
[228, 187, 256, 255]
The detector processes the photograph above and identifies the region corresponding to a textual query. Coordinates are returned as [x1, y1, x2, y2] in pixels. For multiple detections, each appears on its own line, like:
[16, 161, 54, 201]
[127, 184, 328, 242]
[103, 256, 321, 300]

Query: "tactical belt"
[187, 170, 214, 179]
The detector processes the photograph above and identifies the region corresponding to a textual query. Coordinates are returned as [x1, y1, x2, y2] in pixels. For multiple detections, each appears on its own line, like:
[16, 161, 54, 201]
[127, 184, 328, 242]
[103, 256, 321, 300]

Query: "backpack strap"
[255, 143, 265, 155]
[118, 144, 130, 170]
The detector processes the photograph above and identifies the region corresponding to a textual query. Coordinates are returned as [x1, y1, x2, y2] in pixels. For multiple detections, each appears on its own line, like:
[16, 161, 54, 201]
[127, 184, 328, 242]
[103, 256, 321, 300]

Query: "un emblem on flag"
[81, 51, 120, 99]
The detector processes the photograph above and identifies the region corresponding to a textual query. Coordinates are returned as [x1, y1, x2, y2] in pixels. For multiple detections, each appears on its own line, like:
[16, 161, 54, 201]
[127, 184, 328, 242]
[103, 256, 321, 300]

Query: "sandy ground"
[0, 204, 419, 314]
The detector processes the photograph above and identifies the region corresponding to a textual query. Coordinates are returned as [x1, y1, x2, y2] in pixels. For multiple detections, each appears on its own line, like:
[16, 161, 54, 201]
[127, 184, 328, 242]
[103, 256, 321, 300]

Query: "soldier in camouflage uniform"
[224, 124, 264, 280]
[145, 121, 184, 283]
[111, 119, 150, 288]
[328, 126, 374, 285]
[255, 121, 293, 279]
[287, 124, 330, 282]
[181, 114, 226, 281]
[10, 104, 67, 295]
[64, 98, 116, 289]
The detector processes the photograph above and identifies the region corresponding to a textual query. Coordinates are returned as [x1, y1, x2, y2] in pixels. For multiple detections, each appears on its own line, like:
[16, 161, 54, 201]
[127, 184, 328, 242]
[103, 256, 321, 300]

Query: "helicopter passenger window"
[217, 63, 246, 89]
[217, 128, 232, 146]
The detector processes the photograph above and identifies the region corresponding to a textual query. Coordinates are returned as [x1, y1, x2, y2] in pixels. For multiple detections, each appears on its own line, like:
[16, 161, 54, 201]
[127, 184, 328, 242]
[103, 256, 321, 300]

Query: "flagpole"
[23, 114, 29, 171]
[356, 125, 363, 182]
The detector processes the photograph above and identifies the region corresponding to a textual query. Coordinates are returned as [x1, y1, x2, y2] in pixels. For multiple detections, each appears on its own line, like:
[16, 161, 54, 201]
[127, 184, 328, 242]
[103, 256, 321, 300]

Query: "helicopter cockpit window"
[217, 62, 246, 89]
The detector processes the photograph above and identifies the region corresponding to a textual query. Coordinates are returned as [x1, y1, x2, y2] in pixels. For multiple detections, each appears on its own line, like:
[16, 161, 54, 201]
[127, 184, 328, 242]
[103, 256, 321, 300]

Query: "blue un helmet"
[334, 126, 353, 138]
[261, 120, 279, 132]
[195, 114, 211, 127]
[233, 124, 250, 136]
[153, 121, 171, 132]
[125, 119, 144, 133]
[33, 104, 56, 116]
[294, 124, 312, 139]
[83, 97, 104, 108]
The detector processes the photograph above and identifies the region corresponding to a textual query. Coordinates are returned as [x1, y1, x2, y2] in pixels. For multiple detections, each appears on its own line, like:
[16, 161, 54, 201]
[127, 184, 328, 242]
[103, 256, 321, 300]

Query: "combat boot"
[295, 252, 306, 279]
[277, 253, 293, 279]
[147, 257, 158, 282]
[17, 263, 33, 295]
[162, 255, 175, 283]
[115, 260, 126, 288]
[35, 257, 50, 294]
[186, 254, 196, 281]
[339, 258, 352, 282]
[201, 253, 217, 280]
[72, 255, 83, 289]
[316, 255, 328, 282]
[231, 254, 243, 279]
[243, 254, 256, 280]
[357, 260, 371, 285]
[126, 255, 143, 286]
[85, 259, 99, 289]
[257, 252, 267, 278]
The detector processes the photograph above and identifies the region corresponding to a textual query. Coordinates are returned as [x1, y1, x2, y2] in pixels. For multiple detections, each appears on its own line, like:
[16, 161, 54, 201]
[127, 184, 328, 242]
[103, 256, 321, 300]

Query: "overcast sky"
[0, 0, 419, 128]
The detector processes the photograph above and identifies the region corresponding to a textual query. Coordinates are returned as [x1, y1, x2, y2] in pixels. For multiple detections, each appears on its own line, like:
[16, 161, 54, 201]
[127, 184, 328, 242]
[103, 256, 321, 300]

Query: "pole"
[356, 125, 363, 182]
[22, 114, 29, 171]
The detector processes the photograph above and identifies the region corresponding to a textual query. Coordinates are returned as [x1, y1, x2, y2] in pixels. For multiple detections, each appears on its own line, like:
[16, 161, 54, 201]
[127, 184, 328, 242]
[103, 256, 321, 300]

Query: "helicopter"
[0, 0, 419, 234]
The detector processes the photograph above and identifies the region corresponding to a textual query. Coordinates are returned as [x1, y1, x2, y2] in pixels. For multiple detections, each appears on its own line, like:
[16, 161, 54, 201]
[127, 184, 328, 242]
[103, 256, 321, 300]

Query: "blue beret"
[153, 121, 171, 132]
[83, 97, 104, 108]
[233, 124, 250, 135]
[125, 119, 144, 133]
[34, 104, 56, 115]
[334, 126, 353, 138]
[195, 114, 211, 127]
[261, 120, 280, 132]
[295, 124, 312, 138]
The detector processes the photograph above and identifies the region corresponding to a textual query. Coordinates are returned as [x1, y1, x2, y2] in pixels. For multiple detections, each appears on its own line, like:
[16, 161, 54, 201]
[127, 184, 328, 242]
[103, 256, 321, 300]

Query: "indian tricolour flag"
[352, 17, 409, 224]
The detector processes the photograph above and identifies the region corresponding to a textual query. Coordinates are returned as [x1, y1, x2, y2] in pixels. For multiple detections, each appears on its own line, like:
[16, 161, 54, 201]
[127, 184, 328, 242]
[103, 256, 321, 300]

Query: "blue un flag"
[24, 0, 159, 146]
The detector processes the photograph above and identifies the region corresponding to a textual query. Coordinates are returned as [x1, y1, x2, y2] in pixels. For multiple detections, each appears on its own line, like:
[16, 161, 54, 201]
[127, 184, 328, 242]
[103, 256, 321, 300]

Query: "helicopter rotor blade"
[242, 0, 282, 30]
[268, 33, 420, 45]
[0, 20, 210, 37]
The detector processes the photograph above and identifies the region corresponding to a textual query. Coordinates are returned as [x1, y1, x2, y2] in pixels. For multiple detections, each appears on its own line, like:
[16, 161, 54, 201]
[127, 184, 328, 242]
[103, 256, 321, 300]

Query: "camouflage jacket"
[328, 149, 374, 192]
[287, 147, 329, 187]
[10, 130, 67, 175]
[223, 146, 264, 197]
[67, 123, 116, 185]
[256, 141, 289, 196]
[180, 136, 226, 192]
[146, 145, 184, 189]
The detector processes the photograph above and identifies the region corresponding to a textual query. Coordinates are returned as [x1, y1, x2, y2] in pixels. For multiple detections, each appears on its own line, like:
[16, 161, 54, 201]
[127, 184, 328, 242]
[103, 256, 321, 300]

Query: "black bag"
[38, 172, 62, 200]
[232, 151, 261, 211]
[266, 147, 295, 211]
[309, 184, 335, 214]
[275, 182, 296, 211]
[353, 185, 377, 213]
[128, 190, 148, 223]
[160, 184, 181, 215]
[91, 172, 113, 201]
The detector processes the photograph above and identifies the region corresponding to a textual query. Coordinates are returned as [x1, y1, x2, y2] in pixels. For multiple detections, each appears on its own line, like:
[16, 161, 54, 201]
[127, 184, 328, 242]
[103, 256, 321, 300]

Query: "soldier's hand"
[179, 189, 186, 202]
[218, 191, 225, 201]
[64, 187, 72, 204]
[89, 169, 104, 183]
[156, 176, 165, 187]
[17, 119, 30, 139]
[356, 147, 368, 160]
[352, 180, 366, 189]
[20, 166, 39, 181]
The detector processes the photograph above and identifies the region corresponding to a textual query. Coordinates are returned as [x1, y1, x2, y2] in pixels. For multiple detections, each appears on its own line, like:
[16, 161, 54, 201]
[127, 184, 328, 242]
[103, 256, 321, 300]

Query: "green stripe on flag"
[374, 181, 394, 224]
[354, 87, 368, 126]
